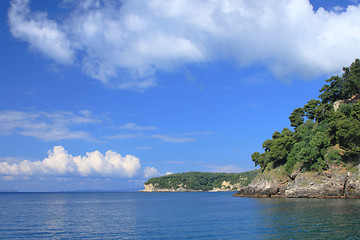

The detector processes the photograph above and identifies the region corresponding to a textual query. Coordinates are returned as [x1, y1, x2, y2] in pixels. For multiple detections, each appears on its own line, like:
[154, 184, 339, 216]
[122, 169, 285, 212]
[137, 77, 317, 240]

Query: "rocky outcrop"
[345, 172, 360, 198]
[234, 168, 289, 197]
[234, 165, 360, 198]
[140, 183, 196, 192]
[141, 180, 242, 192]
[284, 168, 348, 198]
[333, 100, 344, 112]
[209, 181, 242, 192]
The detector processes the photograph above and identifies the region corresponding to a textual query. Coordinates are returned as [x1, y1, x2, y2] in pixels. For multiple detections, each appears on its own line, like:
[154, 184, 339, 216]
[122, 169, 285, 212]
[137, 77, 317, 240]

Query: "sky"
[0, 0, 359, 192]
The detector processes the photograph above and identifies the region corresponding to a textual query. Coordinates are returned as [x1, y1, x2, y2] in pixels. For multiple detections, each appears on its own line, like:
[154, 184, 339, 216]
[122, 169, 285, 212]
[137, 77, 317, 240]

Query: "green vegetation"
[252, 59, 360, 174]
[144, 170, 259, 191]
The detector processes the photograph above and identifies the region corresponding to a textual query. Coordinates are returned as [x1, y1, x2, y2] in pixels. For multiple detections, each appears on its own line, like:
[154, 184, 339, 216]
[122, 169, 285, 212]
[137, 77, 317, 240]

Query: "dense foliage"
[252, 59, 360, 174]
[144, 170, 258, 191]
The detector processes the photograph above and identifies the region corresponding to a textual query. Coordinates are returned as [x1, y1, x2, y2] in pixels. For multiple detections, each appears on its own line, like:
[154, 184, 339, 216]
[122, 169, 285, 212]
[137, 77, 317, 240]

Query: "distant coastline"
[141, 171, 258, 192]
[0, 190, 18, 193]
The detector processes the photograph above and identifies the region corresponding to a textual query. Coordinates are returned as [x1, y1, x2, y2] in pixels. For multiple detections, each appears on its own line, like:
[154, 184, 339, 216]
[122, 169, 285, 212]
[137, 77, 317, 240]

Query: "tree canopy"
[252, 59, 360, 174]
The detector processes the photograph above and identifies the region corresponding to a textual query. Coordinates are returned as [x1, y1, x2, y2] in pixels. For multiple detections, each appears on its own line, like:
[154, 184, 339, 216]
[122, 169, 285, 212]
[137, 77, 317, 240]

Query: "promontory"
[142, 171, 258, 192]
[142, 60, 360, 198]
[234, 59, 360, 198]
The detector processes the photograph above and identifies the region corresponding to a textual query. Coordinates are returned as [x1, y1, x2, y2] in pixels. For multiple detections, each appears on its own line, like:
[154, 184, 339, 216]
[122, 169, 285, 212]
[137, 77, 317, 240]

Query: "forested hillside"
[251, 59, 360, 174]
[144, 170, 258, 191]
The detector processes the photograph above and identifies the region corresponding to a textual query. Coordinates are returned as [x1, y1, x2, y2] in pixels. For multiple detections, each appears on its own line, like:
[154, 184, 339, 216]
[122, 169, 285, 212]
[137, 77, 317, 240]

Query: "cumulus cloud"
[0, 110, 99, 141]
[143, 166, 161, 178]
[143, 166, 173, 178]
[0, 146, 141, 178]
[8, 0, 360, 90]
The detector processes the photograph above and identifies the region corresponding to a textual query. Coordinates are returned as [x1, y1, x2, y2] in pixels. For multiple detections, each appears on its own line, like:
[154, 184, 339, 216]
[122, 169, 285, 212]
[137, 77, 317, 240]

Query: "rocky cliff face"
[234, 165, 360, 198]
[141, 181, 242, 192]
[141, 183, 192, 192]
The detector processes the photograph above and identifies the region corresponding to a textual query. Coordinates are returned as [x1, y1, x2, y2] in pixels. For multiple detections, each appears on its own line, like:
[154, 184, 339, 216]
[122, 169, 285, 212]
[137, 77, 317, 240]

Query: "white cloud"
[150, 134, 194, 143]
[143, 166, 161, 178]
[143, 167, 173, 178]
[0, 146, 141, 178]
[8, 0, 74, 64]
[119, 123, 157, 131]
[0, 110, 99, 141]
[8, 0, 360, 90]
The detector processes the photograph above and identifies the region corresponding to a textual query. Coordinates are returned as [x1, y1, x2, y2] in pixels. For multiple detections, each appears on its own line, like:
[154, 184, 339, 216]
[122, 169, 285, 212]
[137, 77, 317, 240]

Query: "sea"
[0, 192, 359, 239]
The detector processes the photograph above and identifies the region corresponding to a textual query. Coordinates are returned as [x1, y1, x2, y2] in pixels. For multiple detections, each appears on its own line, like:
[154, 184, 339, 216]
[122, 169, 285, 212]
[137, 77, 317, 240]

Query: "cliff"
[141, 171, 258, 192]
[233, 164, 360, 198]
[240, 60, 360, 198]
[142, 180, 242, 192]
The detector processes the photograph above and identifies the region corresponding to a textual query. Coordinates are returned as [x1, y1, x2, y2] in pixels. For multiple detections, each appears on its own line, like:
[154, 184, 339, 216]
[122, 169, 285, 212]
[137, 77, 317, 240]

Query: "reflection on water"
[0, 192, 359, 239]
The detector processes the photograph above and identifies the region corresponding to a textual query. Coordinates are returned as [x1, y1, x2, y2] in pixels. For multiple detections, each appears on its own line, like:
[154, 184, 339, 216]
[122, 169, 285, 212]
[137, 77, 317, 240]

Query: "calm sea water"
[0, 192, 359, 239]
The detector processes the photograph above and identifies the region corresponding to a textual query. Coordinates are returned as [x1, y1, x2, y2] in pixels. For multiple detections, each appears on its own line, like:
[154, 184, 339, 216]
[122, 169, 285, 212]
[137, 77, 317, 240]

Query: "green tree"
[319, 76, 344, 103]
[262, 139, 272, 152]
[319, 59, 360, 103]
[303, 99, 320, 121]
[310, 131, 330, 159]
[341, 58, 360, 99]
[252, 59, 360, 173]
[251, 152, 261, 167]
[289, 107, 304, 129]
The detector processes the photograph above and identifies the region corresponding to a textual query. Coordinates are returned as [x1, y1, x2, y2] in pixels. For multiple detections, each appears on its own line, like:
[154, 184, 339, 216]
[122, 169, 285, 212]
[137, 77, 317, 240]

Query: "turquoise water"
[0, 192, 359, 239]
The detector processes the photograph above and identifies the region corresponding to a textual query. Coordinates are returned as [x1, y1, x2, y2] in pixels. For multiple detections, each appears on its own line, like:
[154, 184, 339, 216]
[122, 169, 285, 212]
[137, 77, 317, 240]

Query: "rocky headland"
[141, 171, 258, 192]
[142, 180, 242, 192]
[234, 60, 360, 199]
[233, 165, 360, 198]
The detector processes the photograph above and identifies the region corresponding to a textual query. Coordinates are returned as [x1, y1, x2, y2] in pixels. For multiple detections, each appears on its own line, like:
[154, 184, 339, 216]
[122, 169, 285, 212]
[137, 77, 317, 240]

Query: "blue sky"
[0, 0, 359, 191]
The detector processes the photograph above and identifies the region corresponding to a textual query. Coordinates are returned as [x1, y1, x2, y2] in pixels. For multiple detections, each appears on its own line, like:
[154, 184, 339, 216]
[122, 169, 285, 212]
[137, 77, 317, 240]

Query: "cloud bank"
[0, 109, 208, 144]
[0, 110, 99, 141]
[0, 146, 141, 178]
[8, 0, 360, 90]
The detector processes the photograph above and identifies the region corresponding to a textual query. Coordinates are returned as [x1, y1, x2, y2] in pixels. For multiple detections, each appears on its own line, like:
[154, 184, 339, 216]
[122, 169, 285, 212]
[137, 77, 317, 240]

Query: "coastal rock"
[142, 180, 243, 192]
[142, 183, 156, 192]
[141, 182, 203, 192]
[284, 169, 347, 198]
[234, 165, 360, 198]
[210, 181, 242, 192]
[235, 169, 288, 197]
[141, 183, 177, 192]
[345, 171, 360, 198]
